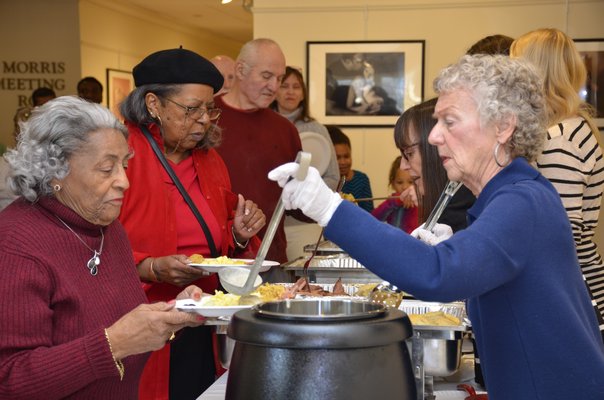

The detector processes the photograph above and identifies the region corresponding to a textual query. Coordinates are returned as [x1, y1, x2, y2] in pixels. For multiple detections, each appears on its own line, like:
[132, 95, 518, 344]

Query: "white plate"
[299, 131, 332, 175]
[189, 259, 278, 273]
[175, 298, 252, 317]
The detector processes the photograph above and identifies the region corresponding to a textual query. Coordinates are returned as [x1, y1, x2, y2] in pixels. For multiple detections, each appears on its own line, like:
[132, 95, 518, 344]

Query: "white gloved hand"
[411, 223, 453, 245]
[268, 162, 342, 227]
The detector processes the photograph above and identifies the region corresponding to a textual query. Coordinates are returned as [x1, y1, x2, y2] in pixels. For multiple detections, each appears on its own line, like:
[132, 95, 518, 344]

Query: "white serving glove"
[268, 162, 342, 227]
[411, 223, 453, 245]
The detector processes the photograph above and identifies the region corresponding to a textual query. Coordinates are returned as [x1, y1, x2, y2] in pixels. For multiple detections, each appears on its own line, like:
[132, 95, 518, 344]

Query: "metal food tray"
[399, 300, 469, 336]
[302, 239, 345, 254]
[283, 255, 382, 284]
[284, 254, 366, 269]
[276, 282, 367, 297]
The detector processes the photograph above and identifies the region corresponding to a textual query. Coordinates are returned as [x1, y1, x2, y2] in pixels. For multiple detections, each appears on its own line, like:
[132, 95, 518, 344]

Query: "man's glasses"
[162, 97, 221, 121]
[402, 142, 420, 161]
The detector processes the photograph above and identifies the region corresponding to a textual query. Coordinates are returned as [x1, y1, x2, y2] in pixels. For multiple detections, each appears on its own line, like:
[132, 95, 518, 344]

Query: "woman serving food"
[269, 54, 604, 400]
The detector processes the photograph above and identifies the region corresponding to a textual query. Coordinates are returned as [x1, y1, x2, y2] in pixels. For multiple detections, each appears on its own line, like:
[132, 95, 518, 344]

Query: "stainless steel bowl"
[408, 336, 462, 376]
[254, 298, 386, 321]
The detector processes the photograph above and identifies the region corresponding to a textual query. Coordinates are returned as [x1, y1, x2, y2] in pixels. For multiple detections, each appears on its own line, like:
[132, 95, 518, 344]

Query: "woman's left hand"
[233, 194, 266, 241]
[176, 285, 205, 301]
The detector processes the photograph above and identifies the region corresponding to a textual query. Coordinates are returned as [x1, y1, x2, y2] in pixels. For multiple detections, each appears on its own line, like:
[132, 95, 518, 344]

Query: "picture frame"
[306, 40, 425, 127]
[574, 38, 604, 128]
[106, 68, 134, 121]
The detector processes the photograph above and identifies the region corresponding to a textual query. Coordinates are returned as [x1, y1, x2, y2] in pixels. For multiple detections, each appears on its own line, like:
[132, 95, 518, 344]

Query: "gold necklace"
[55, 216, 104, 276]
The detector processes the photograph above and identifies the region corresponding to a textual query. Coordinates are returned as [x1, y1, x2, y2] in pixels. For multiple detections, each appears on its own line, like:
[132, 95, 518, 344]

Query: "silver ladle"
[219, 151, 312, 295]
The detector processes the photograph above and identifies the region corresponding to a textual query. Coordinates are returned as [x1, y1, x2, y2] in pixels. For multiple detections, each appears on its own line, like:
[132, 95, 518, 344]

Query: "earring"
[53, 184, 61, 192]
[156, 114, 163, 126]
[494, 143, 510, 168]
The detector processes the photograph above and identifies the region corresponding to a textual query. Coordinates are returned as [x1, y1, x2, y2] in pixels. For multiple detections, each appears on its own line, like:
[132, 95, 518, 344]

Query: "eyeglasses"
[401, 142, 420, 161]
[162, 97, 221, 121]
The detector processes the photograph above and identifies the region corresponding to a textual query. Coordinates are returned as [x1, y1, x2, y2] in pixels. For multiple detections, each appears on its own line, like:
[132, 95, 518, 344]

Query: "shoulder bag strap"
[140, 125, 219, 257]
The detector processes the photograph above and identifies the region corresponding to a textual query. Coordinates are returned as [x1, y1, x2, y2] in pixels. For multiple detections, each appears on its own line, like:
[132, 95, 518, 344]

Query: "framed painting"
[106, 68, 134, 121]
[306, 40, 425, 127]
[575, 38, 604, 128]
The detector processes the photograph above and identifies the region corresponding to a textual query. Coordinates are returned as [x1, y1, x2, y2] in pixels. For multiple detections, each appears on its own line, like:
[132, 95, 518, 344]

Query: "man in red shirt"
[215, 38, 302, 276]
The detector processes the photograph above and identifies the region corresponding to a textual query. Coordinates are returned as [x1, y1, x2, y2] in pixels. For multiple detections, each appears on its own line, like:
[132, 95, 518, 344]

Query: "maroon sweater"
[215, 96, 302, 263]
[0, 197, 148, 399]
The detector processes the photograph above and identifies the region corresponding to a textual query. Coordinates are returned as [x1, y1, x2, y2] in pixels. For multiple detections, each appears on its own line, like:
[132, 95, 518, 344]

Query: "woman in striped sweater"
[511, 28, 604, 341]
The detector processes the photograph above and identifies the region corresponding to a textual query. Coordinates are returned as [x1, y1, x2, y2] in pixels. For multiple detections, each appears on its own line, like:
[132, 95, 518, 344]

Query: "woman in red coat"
[118, 48, 265, 400]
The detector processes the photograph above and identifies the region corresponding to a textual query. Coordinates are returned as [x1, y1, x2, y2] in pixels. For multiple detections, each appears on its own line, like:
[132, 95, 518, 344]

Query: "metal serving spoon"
[219, 152, 312, 295]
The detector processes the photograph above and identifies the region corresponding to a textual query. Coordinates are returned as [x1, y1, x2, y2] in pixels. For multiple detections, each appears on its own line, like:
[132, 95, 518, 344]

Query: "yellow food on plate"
[189, 254, 205, 263]
[253, 283, 286, 302]
[202, 291, 241, 306]
[408, 311, 461, 326]
[189, 255, 247, 265]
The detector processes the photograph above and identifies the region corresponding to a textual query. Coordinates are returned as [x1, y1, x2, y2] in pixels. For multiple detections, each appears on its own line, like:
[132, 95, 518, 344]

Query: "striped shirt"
[537, 116, 604, 335]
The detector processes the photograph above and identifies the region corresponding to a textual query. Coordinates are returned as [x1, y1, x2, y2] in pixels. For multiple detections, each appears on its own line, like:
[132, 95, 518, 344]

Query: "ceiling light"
[221, 0, 232, 4]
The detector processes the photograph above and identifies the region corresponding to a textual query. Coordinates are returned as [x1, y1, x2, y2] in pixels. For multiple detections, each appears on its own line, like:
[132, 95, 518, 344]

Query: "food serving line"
[183, 240, 483, 400]
[185, 155, 485, 399]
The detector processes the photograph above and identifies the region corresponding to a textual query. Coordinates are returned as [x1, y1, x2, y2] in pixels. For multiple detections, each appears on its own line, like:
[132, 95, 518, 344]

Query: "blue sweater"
[325, 158, 604, 400]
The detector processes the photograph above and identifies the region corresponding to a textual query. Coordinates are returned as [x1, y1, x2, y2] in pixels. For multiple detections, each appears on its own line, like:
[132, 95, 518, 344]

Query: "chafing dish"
[399, 300, 470, 400]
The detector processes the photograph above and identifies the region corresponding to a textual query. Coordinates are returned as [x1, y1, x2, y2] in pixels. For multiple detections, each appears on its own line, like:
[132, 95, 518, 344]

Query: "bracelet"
[232, 226, 249, 249]
[148, 258, 161, 282]
[104, 328, 125, 381]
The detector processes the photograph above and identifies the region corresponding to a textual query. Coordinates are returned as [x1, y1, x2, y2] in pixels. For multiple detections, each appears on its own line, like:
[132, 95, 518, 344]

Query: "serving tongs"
[219, 152, 312, 295]
[424, 180, 462, 232]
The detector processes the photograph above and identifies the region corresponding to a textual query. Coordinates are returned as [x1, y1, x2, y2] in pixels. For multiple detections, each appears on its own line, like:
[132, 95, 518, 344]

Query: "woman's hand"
[153, 255, 207, 287]
[411, 223, 453, 245]
[176, 285, 204, 301]
[233, 194, 265, 242]
[105, 300, 204, 360]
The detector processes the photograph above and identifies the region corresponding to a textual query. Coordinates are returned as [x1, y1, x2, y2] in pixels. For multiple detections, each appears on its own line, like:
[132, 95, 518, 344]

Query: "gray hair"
[237, 38, 282, 75]
[4, 96, 127, 202]
[434, 54, 546, 162]
[120, 83, 221, 149]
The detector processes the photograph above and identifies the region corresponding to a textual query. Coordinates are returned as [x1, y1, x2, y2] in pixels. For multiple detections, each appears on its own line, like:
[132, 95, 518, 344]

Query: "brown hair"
[270, 66, 313, 123]
[393, 98, 447, 222]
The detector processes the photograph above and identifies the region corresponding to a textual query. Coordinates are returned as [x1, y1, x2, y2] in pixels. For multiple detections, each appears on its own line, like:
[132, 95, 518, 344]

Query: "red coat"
[119, 122, 260, 400]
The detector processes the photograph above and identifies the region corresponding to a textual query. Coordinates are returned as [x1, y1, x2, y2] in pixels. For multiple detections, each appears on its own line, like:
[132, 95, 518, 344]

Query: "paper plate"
[299, 131, 332, 175]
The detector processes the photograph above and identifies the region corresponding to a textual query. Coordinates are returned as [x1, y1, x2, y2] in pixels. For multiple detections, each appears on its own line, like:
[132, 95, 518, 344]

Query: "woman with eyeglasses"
[395, 98, 476, 233]
[118, 48, 266, 400]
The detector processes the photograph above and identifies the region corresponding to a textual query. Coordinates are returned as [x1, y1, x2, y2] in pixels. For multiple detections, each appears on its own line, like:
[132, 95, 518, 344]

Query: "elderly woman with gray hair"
[0, 96, 205, 399]
[269, 55, 604, 399]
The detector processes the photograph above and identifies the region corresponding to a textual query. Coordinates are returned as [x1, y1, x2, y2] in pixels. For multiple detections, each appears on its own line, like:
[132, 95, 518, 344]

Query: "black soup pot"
[226, 299, 416, 400]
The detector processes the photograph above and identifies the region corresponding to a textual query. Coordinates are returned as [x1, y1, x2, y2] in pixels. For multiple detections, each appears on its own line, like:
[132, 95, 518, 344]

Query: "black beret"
[133, 48, 224, 93]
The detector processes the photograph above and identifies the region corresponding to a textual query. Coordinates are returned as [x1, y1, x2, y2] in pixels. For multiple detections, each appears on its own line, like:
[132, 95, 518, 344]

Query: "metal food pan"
[399, 300, 468, 377]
